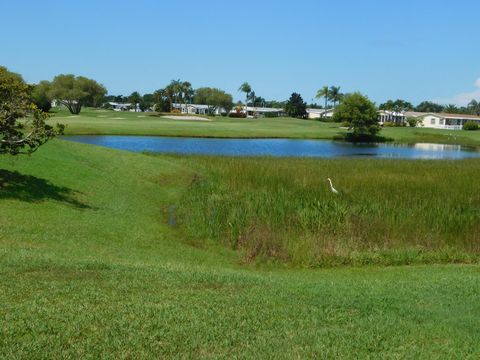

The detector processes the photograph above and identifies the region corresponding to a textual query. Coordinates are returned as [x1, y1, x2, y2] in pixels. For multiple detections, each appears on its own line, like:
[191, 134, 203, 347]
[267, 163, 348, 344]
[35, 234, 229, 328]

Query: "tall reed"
[177, 157, 480, 266]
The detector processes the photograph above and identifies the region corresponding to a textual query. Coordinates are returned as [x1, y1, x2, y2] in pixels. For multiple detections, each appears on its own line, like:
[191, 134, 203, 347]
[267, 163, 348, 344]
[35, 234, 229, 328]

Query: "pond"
[63, 136, 480, 160]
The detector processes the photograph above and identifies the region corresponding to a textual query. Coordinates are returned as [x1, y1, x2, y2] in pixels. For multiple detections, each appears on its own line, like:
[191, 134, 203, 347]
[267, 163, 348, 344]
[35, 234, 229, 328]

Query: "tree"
[141, 93, 155, 112]
[329, 86, 343, 108]
[315, 86, 330, 110]
[443, 104, 459, 114]
[180, 81, 194, 104]
[333, 92, 380, 140]
[194, 87, 233, 115]
[0, 66, 63, 155]
[49, 74, 107, 114]
[468, 100, 480, 116]
[239, 82, 252, 110]
[128, 91, 142, 112]
[153, 88, 171, 112]
[379, 99, 414, 112]
[285, 92, 307, 118]
[31, 80, 52, 112]
[415, 101, 444, 113]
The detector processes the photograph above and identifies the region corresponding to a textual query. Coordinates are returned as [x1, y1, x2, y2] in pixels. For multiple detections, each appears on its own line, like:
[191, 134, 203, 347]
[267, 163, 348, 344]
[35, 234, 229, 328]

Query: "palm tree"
[329, 86, 343, 108]
[181, 81, 194, 104]
[315, 86, 330, 109]
[444, 104, 459, 114]
[468, 99, 480, 115]
[239, 82, 252, 115]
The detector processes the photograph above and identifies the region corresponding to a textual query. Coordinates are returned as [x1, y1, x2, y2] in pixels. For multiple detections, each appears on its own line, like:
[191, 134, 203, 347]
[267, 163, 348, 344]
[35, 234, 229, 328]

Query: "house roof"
[404, 111, 480, 120]
[306, 108, 334, 114]
[246, 106, 283, 112]
[109, 102, 132, 107]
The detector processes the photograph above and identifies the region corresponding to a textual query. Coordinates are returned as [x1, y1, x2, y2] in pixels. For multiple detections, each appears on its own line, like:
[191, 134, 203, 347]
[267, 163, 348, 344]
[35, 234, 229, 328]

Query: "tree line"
[378, 99, 480, 116]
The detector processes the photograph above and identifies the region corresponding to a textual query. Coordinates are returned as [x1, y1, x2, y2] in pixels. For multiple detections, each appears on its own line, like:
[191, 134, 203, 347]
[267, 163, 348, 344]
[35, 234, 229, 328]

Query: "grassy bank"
[49, 107, 480, 146]
[175, 156, 480, 266]
[1, 141, 479, 357]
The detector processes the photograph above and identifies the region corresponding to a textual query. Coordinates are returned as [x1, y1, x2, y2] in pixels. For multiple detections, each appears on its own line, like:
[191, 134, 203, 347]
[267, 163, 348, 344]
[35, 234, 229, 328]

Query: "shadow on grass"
[0, 170, 91, 209]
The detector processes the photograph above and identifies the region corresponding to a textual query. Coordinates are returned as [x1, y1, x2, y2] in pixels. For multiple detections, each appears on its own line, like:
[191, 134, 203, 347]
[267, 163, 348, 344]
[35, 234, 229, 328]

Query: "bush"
[463, 121, 479, 131]
[407, 117, 421, 127]
[229, 112, 247, 118]
[171, 108, 181, 114]
[264, 112, 279, 118]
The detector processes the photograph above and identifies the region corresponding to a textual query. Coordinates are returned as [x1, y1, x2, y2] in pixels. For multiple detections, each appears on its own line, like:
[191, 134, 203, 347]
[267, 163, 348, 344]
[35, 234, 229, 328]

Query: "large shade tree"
[194, 87, 233, 115]
[49, 74, 107, 114]
[333, 92, 380, 140]
[31, 80, 52, 112]
[0, 66, 63, 155]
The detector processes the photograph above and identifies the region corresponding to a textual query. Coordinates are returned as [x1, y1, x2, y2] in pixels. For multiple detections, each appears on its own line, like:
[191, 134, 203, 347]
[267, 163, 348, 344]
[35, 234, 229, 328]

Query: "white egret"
[327, 178, 339, 194]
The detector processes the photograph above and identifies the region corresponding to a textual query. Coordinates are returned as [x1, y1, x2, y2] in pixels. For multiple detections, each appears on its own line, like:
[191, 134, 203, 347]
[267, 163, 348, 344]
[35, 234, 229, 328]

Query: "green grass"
[1, 141, 480, 358]
[48, 107, 480, 146]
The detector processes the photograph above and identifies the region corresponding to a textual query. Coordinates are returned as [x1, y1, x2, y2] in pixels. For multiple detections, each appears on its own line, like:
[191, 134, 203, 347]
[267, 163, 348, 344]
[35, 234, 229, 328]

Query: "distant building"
[306, 108, 334, 119]
[378, 110, 406, 125]
[405, 112, 480, 130]
[172, 103, 226, 116]
[241, 106, 284, 118]
[108, 102, 138, 111]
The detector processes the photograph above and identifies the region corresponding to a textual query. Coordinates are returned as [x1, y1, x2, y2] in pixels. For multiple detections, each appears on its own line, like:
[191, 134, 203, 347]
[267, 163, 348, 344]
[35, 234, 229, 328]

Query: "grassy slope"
[1, 141, 479, 358]
[50, 108, 480, 146]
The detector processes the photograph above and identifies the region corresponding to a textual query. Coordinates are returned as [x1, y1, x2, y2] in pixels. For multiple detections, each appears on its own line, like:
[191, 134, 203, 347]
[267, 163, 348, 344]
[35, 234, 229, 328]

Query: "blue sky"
[1, 0, 479, 105]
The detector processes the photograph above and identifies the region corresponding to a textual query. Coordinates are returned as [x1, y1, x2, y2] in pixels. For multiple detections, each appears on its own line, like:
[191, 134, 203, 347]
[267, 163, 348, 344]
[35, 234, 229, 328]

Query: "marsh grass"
[177, 157, 480, 266]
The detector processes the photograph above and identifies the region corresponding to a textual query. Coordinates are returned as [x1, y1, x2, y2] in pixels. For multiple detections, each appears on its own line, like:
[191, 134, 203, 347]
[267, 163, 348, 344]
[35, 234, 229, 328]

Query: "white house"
[242, 106, 284, 118]
[306, 108, 335, 119]
[378, 110, 406, 125]
[405, 112, 480, 130]
[172, 103, 227, 115]
[108, 102, 135, 111]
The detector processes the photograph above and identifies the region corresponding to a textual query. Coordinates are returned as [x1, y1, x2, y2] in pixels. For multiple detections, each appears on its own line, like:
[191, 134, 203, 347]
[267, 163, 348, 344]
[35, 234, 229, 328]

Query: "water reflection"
[63, 136, 480, 160]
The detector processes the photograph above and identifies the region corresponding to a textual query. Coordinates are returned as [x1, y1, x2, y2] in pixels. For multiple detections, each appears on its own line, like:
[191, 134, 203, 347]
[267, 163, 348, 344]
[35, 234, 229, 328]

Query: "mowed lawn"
[49, 107, 480, 146]
[1, 140, 479, 358]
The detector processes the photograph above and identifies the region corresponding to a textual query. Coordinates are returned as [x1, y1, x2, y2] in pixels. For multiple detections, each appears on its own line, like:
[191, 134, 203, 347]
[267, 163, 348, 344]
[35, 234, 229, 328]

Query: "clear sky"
[1, 0, 479, 105]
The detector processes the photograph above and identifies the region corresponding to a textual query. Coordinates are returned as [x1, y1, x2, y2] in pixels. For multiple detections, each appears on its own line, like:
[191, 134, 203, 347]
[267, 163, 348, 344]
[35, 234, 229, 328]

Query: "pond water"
[63, 135, 480, 160]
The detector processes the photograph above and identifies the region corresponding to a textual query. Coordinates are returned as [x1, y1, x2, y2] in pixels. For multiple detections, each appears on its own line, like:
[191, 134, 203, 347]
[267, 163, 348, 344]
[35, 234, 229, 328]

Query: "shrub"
[171, 108, 181, 114]
[264, 112, 279, 118]
[463, 121, 479, 130]
[229, 112, 247, 118]
[407, 117, 420, 127]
